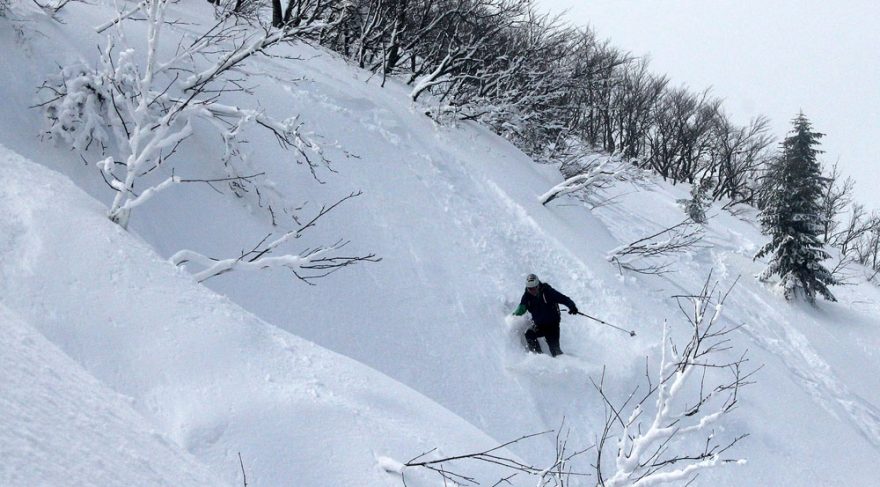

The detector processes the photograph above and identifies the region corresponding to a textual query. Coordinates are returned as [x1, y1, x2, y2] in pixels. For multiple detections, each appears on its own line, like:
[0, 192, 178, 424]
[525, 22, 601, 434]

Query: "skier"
[512, 274, 578, 357]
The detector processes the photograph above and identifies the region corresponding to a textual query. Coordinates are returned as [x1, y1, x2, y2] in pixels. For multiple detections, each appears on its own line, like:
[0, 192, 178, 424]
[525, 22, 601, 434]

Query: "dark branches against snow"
[385, 429, 592, 487]
[608, 219, 704, 275]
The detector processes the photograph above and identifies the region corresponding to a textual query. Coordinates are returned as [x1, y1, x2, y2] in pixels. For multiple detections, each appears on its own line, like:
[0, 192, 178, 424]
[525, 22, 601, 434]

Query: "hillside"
[2, 2, 880, 486]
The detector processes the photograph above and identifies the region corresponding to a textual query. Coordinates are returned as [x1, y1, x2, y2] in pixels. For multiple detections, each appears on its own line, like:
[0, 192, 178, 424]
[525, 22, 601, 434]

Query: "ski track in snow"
[734, 281, 880, 449]
[592, 185, 880, 451]
[341, 72, 880, 457]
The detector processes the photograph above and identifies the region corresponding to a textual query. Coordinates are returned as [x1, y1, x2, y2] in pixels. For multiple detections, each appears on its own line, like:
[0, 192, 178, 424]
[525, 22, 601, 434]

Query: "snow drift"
[1, 2, 880, 485]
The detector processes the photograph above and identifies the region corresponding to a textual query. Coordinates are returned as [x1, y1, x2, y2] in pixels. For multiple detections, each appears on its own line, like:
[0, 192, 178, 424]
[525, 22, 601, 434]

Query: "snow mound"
[0, 304, 223, 487]
[0, 144, 522, 486]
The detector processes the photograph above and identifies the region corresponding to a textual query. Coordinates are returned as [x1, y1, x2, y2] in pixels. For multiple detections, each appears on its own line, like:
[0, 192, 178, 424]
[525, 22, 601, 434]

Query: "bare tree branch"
[608, 219, 704, 275]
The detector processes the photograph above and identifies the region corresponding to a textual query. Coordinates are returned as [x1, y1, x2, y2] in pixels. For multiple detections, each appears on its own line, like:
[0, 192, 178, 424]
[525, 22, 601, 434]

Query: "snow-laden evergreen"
[756, 113, 837, 302]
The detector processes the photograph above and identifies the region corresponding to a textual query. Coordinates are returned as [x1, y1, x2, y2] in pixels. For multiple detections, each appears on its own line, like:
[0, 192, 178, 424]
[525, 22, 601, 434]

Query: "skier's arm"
[546, 286, 578, 314]
[512, 293, 529, 316]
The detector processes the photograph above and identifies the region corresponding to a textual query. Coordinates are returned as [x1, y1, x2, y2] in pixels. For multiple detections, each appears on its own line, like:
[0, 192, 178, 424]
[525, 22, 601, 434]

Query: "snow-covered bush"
[677, 178, 713, 224]
[40, 62, 115, 151]
[38, 0, 328, 229]
[593, 276, 755, 486]
[36, 0, 376, 282]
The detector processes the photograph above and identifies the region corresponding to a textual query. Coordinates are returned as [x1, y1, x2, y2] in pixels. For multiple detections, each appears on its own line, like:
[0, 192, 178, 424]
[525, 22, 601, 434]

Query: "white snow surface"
[2, 2, 880, 486]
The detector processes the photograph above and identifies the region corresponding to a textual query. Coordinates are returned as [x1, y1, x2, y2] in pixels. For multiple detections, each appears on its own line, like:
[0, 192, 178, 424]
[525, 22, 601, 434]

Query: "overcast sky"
[536, 0, 880, 209]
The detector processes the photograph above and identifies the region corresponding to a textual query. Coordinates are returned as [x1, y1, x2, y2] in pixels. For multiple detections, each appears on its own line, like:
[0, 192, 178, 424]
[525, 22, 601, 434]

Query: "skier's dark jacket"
[517, 283, 576, 327]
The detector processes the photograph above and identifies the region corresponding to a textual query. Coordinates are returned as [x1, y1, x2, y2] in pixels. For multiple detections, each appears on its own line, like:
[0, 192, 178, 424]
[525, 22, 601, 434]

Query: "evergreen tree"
[755, 113, 837, 302]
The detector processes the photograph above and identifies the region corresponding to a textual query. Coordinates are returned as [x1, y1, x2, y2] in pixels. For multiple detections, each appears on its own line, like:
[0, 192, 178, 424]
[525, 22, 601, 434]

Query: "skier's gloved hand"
[568, 306, 578, 315]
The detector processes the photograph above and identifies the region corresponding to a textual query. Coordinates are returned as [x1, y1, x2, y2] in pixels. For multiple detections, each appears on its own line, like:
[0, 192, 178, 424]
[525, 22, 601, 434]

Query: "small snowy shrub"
[678, 178, 712, 224]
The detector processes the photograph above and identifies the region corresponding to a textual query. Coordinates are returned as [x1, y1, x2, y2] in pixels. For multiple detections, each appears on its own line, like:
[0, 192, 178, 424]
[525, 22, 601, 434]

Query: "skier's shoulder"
[543, 283, 573, 302]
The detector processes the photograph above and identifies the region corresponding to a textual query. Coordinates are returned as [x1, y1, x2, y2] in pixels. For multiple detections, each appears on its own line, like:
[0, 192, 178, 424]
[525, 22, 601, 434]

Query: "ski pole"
[571, 310, 636, 337]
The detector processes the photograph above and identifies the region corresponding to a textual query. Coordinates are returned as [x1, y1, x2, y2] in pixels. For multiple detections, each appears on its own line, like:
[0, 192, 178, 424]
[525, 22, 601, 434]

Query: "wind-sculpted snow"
[1, 3, 880, 485]
[0, 304, 225, 487]
[0, 144, 524, 485]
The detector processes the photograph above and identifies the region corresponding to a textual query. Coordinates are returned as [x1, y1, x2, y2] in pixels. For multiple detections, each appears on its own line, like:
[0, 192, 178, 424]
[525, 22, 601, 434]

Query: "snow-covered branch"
[181, 20, 332, 92]
[539, 154, 631, 206]
[94, 0, 148, 33]
[171, 192, 380, 283]
[593, 275, 756, 487]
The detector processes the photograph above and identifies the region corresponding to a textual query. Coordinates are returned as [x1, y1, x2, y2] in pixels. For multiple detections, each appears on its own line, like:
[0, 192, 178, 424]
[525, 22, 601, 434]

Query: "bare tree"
[566, 32, 632, 155]
[451, 8, 573, 153]
[406, 0, 528, 102]
[37, 0, 378, 281]
[705, 113, 773, 206]
[593, 276, 756, 486]
[850, 211, 880, 283]
[820, 161, 855, 244]
[643, 87, 717, 183]
[609, 59, 668, 161]
[822, 203, 876, 284]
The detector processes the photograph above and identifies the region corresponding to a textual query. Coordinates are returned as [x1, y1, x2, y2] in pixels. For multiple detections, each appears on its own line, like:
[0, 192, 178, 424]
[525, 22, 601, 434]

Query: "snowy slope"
[0, 144, 521, 485]
[0, 304, 224, 487]
[2, 2, 880, 486]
